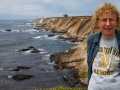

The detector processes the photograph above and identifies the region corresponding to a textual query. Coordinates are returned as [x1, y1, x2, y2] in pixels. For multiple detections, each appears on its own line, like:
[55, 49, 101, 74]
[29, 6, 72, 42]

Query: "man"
[87, 2, 120, 90]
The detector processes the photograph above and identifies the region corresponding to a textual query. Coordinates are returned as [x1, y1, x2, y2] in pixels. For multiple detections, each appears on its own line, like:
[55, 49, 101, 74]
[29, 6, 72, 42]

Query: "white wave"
[66, 50, 69, 52]
[40, 70, 55, 73]
[66, 40, 82, 44]
[1, 30, 9, 32]
[11, 30, 23, 32]
[43, 35, 48, 38]
[32, 36, 42, 39]
[73, 42, 82, 44]
[1, 29, 25, 32]
[40, 51, 47, 54]
[17, 50, 32, 55]
[7, 75, 12, 78]
[32, 35, 48, 39]
[47, 35, 59, 40]
[26, 22, 35, 26]
[38, 49, 46, 54]
[44, 54, 50, 57]
[13, 25, 26, 26]
[8, 68, 13, 71]
[66, 40, 72, 43]
[0, 67, 4, 70]
[41, 54, 49, 61]
[29, 31, 35, 34]
[25, 50, 32, 53]
[25, 29, 38, 32]
[45, 70, 55, 73]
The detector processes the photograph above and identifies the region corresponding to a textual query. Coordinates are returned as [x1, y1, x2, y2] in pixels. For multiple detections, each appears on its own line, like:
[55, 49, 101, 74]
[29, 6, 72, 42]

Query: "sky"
[0, 0, 120, 20]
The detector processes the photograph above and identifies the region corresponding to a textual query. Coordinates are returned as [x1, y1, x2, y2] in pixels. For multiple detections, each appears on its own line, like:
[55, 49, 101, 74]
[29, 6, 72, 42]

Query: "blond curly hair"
[92, 2, 120, 27]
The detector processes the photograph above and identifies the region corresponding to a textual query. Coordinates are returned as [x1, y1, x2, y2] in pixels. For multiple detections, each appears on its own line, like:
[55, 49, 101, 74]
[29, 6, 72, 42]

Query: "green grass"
[28, 86, 87, 90]
[80, 72, 88, 78]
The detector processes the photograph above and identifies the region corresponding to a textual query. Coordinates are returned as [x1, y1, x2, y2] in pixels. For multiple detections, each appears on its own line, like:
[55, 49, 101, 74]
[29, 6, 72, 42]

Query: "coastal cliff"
[32, 16, 100, 85]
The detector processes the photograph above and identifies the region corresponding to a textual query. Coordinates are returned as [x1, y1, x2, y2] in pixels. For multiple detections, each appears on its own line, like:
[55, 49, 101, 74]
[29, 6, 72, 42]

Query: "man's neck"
[102, 33, 115, 39]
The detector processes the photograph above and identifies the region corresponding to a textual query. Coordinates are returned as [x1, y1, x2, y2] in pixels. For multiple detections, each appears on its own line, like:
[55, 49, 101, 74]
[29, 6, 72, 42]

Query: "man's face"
[97, 10, 118, 38]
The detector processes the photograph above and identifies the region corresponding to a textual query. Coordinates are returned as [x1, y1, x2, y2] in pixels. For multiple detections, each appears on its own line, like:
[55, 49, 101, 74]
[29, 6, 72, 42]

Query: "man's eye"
[101, 19, 107, 22]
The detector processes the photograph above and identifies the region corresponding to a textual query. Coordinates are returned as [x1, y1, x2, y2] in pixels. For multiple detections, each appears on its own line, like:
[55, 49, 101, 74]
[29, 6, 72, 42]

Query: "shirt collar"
[93, 32, 101, 43]
[93, 30, 120, 45]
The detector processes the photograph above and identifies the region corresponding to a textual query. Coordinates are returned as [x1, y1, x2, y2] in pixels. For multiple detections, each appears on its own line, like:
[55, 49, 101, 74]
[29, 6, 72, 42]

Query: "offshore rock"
[48, 34, 55, 37]
[5, 29, 11, 32]
[30, 48, 40, 53]
[13, 74, 33, 81]
[17, 66, 31, 69]
[8, 66, 31, 71]
[17, 46, 41, 53]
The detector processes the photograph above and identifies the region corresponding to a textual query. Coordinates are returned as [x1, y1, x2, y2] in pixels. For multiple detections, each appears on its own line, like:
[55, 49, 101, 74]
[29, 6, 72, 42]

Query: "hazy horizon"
[0, 0, 120, 20]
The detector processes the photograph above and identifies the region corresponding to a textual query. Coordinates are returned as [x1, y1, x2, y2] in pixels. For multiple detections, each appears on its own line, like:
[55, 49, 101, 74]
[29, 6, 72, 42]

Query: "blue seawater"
[0, 20, 77, 90]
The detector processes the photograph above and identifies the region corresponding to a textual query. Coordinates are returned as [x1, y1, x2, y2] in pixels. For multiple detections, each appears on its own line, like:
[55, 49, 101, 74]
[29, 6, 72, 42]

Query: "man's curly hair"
[92, 2, 120, 27]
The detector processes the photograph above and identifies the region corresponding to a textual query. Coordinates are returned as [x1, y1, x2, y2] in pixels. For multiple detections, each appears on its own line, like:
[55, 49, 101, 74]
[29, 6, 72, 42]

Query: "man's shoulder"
[116, 30, 120, 44]
[116, 30, 120, 35]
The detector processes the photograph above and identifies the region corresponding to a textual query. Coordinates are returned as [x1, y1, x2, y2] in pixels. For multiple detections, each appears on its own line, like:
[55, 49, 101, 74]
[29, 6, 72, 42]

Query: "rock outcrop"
[32, 16, 120, 85]
[32, 16, 96, 85]
[13, 74, 33, 81]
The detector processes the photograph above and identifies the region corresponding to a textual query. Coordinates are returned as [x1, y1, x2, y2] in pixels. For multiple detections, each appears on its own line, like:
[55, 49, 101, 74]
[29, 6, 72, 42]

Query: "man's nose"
[106, 19, 110, 25]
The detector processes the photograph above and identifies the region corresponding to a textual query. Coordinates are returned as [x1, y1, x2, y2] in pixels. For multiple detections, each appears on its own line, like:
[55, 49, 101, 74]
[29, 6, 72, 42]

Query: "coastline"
[31, 16, 101, 86]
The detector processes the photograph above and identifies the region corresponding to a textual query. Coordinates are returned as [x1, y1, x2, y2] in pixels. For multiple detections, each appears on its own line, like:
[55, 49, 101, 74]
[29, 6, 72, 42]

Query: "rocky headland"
[32, 16, 120, 86]
[31, 16, 99, 86]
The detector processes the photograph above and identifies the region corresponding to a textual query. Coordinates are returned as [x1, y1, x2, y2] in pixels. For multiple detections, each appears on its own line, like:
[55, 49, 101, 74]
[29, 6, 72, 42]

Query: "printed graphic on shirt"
[94, 69, 114, 75]
[93, 46, 120, 76]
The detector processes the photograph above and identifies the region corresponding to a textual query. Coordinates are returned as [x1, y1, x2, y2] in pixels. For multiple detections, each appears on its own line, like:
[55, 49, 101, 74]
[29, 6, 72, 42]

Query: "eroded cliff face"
[33, 16, 100, 85]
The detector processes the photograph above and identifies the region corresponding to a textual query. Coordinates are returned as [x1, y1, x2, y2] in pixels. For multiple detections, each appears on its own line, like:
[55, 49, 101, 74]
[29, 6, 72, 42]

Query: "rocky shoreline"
[30, 16, 101, 86]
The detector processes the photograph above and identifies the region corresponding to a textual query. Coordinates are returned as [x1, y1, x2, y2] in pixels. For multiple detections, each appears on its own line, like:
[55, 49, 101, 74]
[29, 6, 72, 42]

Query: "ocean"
[0, 20, 77, 90]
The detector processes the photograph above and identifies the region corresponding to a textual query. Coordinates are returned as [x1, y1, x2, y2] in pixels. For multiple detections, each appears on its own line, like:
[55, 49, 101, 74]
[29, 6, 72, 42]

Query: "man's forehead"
[99, 10, 116, 18]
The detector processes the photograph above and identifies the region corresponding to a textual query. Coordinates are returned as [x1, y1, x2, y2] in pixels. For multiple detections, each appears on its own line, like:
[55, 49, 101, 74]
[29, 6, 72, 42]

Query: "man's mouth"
[104, 28, 112, 30]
